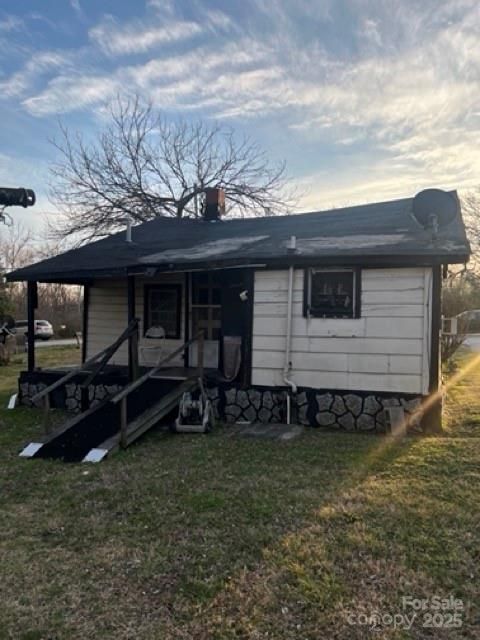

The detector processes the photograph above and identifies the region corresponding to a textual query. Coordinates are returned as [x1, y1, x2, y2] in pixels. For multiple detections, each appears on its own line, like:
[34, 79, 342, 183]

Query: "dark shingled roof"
[7, 192, 470, 283]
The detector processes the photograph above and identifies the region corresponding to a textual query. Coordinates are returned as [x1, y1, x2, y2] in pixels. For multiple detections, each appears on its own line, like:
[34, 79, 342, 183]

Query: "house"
[7, 188, 470, 435]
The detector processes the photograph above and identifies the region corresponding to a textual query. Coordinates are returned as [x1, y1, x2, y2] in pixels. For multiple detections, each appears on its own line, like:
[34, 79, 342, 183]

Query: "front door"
[220, 270, 249, 381]
[189, 272, 222, 368]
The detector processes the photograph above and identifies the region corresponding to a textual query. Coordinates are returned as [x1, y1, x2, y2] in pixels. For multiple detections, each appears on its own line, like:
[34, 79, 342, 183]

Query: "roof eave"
[7, 250, 470, 283]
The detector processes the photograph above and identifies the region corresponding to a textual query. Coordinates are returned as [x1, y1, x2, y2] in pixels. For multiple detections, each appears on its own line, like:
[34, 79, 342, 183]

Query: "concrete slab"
[230, 423, 304, 441]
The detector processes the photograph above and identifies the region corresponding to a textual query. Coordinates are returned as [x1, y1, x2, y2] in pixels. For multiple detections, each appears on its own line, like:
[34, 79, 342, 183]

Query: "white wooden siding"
[86, 274, 186, 366]
[251, 267, 431, 394]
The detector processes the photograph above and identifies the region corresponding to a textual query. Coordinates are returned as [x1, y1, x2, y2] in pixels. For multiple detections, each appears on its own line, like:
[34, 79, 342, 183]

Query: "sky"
[0, 0, 479, 232]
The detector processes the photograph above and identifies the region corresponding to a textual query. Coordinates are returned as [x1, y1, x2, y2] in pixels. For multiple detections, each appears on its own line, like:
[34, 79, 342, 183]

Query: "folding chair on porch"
[139, 326, 165, 367]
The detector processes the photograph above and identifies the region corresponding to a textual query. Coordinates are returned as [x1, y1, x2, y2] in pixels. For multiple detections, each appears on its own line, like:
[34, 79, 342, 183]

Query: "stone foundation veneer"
[208, 387, 424, 433]
[19, 378, 426, 433]
[19, 381, 123, 412]
[19, 382, 47, 408]
[297, 390, 423, 432]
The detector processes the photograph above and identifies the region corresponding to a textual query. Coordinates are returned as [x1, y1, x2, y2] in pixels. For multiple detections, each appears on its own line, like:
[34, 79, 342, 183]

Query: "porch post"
[27, 280, 38, 372]
[184, 272, 190, 367]
[127, 275, 139, 381]
[81, 284, 90, 364]
[424, 264, 443, 433]
[242, 269, 254, 386]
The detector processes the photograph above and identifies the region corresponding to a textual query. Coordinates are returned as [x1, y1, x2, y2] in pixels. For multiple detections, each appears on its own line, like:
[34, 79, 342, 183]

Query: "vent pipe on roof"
[119, 217, 133, 243]
[203, 187, 225, 221]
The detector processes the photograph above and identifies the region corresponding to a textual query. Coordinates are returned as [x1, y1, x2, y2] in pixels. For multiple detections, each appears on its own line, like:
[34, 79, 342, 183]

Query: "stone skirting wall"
[19, 381, 47, 408]
[207, 387, 287, 425]
[207, 386, 425, 433]
[294, 390, 423, 432]
[19, 374, 428, 433]
[19, 380, 124, 412]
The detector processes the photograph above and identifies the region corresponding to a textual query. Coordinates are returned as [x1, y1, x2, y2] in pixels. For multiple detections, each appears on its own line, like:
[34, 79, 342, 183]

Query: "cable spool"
[175, 387, 212, 433]
[179, 392, 204, 418]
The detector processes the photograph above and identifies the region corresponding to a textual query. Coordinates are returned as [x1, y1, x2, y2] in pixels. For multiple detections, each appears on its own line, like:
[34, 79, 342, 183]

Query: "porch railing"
[31, 319, 139, 433]
[111, 330, 204, 449]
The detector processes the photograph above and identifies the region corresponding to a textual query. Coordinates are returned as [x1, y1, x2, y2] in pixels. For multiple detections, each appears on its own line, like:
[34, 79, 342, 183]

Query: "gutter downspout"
[284, 241, 298, 423]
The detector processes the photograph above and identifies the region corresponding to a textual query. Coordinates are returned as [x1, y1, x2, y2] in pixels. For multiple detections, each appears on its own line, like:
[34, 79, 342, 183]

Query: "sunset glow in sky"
[0, 0, 479, 230]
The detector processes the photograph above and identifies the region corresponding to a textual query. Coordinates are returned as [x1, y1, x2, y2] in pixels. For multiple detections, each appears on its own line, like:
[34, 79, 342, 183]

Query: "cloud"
[297, 148, 479, 214]
[70, 0, 84, 19]
[21, 37, 275, 115]
[4, 0, 480, 211]
[204, 9, 237, 33]
[22, 74, 122, 115]
[89, 15, 202, 56]
[145, 0, 176, 15]
[0, 51, 73, 98]
[359, 18, 382, 49]
[0, 14, 23, 32]
[21, 1, 480, 167]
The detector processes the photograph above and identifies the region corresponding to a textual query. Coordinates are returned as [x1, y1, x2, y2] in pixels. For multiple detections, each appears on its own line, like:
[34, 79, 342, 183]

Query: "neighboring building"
[7, 188, 470, 433]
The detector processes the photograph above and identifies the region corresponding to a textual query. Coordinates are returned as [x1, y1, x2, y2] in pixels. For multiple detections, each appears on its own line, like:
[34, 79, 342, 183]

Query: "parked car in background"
[14, 319, 54, 341]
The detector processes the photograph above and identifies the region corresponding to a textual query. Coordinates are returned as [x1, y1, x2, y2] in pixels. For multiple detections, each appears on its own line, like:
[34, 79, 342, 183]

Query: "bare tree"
[460, 189, 480, 272]
[439, 189, 480, 286]
[0, 222, 34, 272]
[0, 223, 82, 333]
[50, 95, 293, 240]
[0, 225, 28, 324]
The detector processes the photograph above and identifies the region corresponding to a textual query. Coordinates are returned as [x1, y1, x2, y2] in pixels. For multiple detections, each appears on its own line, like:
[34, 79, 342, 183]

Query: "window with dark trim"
[303, 268, 361, 319]
[144, 284, 182, 339]
[191, 272, 222, 341]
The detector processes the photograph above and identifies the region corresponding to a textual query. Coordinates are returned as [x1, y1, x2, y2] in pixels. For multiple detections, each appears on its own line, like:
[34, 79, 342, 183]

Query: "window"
[191, 272, 222, 340]
[144, 285, 181, 339]
[304, 268, 360, 318]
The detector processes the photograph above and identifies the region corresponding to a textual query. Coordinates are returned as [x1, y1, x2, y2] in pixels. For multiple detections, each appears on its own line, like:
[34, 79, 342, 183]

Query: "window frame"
[303, 267, 361, 319]
[191, 272, 222, 341]
[143, 284, 182, 339]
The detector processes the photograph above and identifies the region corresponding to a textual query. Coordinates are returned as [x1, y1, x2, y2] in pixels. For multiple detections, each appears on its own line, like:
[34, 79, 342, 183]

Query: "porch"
[16, 320, 288, 462]
[17, 267, 271, 461]
[23, 267, 254, 390]
[19, 363, 220, 413]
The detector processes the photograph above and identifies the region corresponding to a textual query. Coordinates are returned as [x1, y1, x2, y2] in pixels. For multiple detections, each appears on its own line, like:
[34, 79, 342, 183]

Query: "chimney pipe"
[119, 217, 133, 242]
[203, 187, 225, 221]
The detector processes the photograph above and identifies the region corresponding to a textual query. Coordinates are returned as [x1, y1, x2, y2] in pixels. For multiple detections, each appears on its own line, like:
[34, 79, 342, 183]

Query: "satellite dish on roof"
[412, 189, 458, 233]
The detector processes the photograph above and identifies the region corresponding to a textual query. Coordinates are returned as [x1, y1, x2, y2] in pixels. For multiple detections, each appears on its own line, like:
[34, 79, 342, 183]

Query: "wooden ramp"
[89, 378, 199, 460]
[19, 378, 198, 463]
[122, 378, 198, 447]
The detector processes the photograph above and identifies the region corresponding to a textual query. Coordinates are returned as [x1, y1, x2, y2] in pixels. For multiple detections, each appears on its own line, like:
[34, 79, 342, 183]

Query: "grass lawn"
[444, 346, 480, 437]
[0, 346, 479, 639]
[0, 345, 80, 399]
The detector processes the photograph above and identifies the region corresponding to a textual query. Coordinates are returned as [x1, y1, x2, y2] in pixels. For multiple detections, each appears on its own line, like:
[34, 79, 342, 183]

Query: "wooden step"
[123, 378, 198, 447]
